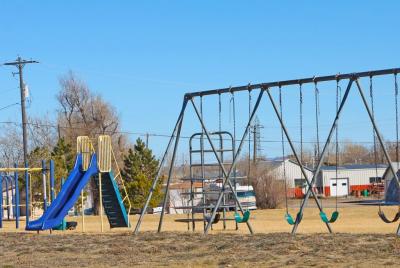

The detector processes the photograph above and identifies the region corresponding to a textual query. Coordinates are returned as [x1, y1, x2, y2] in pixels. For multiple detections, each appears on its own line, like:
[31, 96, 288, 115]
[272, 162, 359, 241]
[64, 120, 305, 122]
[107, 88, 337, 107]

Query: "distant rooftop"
[320, 164, 388, 171]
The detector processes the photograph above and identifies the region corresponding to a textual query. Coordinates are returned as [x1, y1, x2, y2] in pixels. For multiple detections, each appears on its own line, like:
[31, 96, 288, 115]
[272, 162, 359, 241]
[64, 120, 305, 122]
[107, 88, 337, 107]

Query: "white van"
[235, 185, 257, 210]
[205, 183, 257, 210]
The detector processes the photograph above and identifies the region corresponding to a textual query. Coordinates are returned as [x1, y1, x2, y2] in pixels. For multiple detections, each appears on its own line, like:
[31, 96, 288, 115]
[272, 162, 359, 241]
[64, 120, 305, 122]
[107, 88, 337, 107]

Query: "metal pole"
[158, 108, 185, 232]
[98, 173, 104, 232]
[82, 190, 85, 232]
[190, 91, 263, 234]
[25, 162, 29, 225]
[50, 160, 55, 202]
[185, 68, 400, 98]
[10, 176, 15, 220]
[189, 139, 194, 231]
[14, 164, 19, 229]
[289, 79, 354, 235]
[355, 79, 400, 187]
[219, 133, 227, 230]
[61, 178, 66, 231]
[134, 98, 188, 234]
[5, 177, 10, 220]
[4, 175, 12, 220]
[42, 160, 47, 211]
[200, 100, 206, 231]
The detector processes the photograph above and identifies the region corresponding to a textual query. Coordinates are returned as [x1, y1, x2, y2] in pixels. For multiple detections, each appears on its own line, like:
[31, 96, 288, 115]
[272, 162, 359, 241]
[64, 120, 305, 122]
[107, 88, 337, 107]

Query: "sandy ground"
[1, 204, 400, 267]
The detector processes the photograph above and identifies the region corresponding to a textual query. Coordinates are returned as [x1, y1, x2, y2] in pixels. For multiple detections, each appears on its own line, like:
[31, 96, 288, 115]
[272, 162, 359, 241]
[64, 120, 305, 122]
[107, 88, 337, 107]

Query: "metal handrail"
[111, 145, 132, 226]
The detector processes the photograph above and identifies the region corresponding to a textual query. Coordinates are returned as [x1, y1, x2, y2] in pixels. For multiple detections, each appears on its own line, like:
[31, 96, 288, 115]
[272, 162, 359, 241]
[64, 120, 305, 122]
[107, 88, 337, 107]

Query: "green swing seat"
[285, 212, 303, 225]
[319, 211, 339, 223]
[234, 211, 250, 223]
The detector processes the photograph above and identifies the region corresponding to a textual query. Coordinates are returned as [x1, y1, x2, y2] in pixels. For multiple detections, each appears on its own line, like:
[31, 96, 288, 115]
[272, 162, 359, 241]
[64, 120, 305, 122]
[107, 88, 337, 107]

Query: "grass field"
[1, 205, 400, 267]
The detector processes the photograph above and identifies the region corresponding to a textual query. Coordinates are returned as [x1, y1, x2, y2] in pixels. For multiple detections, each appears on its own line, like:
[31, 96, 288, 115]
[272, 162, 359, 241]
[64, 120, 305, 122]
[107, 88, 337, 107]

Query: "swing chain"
[395, 73, 399, 163]
[299, 83, 304, 171]
[314, 81, 321, 164]
[369, 76, 380, 191]
[279, 86, 289, 213]
[248, 87, 252, 190]
[335, 79, 341, 210]
[218, 92, 222, 133]
[229, 90, 236, 146]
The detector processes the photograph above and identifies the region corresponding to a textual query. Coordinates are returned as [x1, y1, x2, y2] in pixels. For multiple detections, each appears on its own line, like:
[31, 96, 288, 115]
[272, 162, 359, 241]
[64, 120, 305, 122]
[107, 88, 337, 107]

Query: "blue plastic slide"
[26, 154, 100, 231]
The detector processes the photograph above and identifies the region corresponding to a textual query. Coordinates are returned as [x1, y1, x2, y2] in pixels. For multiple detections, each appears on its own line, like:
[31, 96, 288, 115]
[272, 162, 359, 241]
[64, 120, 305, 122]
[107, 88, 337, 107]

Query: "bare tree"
[28, 114, 57, 152]
[250, 163, 286, 209]
[57, 72, 128, 151]
[0, 123, 24, 167]
[56, 71, 130, 213]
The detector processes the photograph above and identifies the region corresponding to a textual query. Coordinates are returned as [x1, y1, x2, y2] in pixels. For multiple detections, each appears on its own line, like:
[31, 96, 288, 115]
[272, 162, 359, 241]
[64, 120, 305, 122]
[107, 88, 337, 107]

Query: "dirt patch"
[1, 232, 400, 267]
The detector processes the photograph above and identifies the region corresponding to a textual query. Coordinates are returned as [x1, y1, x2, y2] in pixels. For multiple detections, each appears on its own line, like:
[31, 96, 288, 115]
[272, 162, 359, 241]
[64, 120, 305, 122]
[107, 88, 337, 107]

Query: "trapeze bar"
[0, 167, 42, 172]
[185, 67, 400, 98]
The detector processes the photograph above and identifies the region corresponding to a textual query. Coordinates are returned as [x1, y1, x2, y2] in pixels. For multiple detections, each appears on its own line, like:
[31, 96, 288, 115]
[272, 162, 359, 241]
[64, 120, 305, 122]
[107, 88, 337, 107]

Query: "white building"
[259, 159, 389, 197]
[168, 182, 203, 214]
[259, 159, 314, 198]
[1, 181, 15, 219]
[317, 164, 387, 197]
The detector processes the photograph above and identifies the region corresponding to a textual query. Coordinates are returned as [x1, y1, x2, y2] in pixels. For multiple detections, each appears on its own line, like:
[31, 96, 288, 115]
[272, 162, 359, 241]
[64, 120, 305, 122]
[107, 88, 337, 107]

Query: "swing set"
[134, 67, 400, 236]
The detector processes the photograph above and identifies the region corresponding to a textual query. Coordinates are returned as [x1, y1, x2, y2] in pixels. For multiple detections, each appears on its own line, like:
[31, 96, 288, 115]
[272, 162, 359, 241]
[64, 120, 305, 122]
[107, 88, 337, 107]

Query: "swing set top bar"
[0, 167, 42, 172]
[185, 67, 400, 98]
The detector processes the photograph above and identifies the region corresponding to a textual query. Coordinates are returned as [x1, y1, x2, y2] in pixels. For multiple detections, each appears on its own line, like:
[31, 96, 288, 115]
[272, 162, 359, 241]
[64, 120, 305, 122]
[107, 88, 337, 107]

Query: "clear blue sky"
[1, 1, 399, 159]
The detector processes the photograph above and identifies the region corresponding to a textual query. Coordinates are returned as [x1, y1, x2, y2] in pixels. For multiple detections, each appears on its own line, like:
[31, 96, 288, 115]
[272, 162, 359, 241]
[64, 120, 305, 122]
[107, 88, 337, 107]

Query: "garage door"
[330, 178, 349, 196]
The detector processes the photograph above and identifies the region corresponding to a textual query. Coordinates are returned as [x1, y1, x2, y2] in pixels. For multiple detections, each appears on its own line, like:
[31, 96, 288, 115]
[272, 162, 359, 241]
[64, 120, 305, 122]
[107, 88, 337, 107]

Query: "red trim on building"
[323, 184, 372, 197]
[288, 187, 319, 198]
[324, 186, 330, 197]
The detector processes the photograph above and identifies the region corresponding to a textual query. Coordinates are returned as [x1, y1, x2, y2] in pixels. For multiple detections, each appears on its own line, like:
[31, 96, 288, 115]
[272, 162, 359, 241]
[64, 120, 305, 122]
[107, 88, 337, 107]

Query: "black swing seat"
[205, 213, 221, 224]
[378, 176, 400, 223]
[378, 209, 400, 223]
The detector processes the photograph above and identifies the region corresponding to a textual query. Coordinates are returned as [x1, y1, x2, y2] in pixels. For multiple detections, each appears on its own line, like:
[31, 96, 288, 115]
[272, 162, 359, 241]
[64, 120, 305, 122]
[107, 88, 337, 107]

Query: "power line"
[0, 103, 19, 111]
[0, 120, 391, 145]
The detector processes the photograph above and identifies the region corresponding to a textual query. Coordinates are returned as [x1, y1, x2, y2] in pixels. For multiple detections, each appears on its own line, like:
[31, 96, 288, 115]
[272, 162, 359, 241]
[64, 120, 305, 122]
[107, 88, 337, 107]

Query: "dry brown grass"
[1, 206, 400, 267]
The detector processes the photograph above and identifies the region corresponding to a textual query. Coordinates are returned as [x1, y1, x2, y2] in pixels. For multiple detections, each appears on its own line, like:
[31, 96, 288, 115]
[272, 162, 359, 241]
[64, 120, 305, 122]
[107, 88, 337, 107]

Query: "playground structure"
[170, 89, 256, 231]
[134, 67, 400, 236]
[0, 135, 131, 232]
[0, 162, 54, 229]
[173, 131, 242, 231]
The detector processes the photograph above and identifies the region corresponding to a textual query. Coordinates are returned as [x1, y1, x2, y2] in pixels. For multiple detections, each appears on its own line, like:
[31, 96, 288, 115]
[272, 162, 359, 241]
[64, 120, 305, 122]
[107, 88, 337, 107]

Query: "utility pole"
[145, 133, 149, 148]
[4, 57, 39, 165]
[252, 116, 263, 163]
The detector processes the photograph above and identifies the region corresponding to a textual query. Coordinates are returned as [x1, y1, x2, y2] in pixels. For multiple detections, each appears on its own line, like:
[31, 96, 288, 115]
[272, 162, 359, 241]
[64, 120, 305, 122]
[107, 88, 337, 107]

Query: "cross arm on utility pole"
[3, 60, 39, 66]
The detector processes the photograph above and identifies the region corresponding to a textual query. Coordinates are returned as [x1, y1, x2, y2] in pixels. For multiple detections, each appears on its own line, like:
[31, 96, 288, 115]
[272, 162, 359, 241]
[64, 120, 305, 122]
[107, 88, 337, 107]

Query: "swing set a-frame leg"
[396, 223, 400, 236]
[134, 99, 188, 235]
